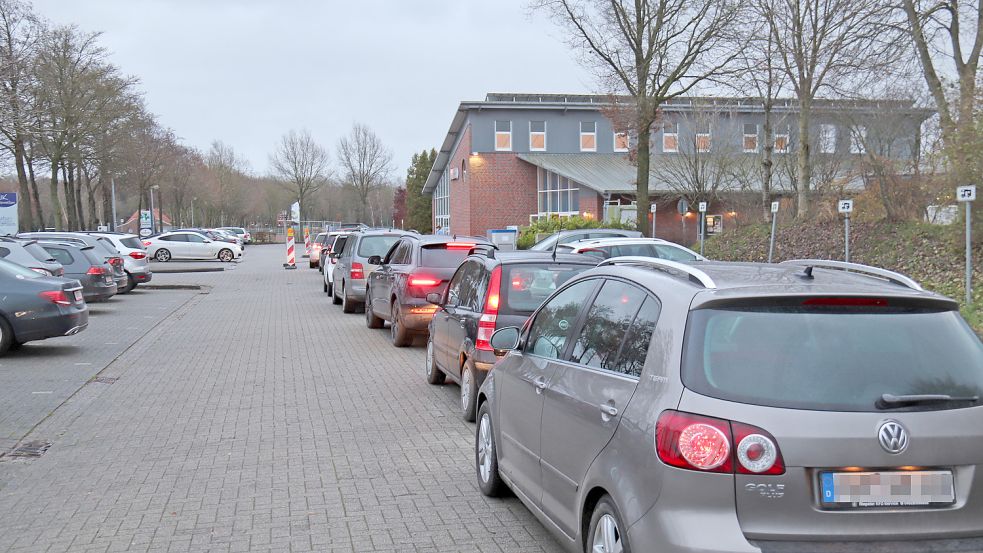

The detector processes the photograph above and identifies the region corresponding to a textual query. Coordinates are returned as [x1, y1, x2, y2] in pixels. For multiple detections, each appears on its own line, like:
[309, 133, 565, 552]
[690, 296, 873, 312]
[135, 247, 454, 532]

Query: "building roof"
[422, 92, 934, 195]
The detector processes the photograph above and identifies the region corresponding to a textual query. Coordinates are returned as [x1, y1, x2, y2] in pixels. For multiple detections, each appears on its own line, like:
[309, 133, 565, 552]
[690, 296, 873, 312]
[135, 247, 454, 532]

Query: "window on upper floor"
[662, 121, 678, 153]
[495, 120, 511, 151]
[696, 121, 712, 153]
[743, 123, 759, 153]
[614, 131, 630, 152]
[819, 124, 837, 154]
[851, 126, 867, 154]
[775, 125, 790, 153]
[530, 121, 546, 151]
[580, 121, 597, 151]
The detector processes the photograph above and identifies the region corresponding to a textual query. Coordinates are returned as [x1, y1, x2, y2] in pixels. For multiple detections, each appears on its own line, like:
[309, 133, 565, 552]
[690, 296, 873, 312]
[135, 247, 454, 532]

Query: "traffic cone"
[284, 227, 297, 269]
[303, 227, 311, 258]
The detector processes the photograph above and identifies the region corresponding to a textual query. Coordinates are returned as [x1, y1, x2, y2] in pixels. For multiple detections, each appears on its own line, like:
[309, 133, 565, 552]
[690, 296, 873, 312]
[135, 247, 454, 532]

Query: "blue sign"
[0, 192, 18, 234]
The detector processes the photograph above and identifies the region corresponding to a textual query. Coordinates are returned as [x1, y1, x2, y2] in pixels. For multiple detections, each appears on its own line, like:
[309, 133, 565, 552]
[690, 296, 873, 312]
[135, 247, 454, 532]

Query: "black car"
[0, 258, 88, 356]
[426, 250, 596, 420]
[364, 235, 492, 346]
[39, 242, 118, 302]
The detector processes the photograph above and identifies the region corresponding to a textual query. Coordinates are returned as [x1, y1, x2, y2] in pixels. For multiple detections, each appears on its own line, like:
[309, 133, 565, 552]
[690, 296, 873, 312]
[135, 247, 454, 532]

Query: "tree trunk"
[26, 152, 43, 229]
[796, 97, 811, 217]
[635, 122, 652, 236]
[13, 137, 33, 231]
[50, 162, 63, 230]
[75, 164, 86, 230]
[62, 163, 76, 230]
[85, 173, 98, 229]
[100, 172, 113, 230]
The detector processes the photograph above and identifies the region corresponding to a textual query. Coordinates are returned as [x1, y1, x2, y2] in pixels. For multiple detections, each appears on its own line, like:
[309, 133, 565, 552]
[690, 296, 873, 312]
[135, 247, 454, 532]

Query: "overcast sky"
[31, 0, 595, 178]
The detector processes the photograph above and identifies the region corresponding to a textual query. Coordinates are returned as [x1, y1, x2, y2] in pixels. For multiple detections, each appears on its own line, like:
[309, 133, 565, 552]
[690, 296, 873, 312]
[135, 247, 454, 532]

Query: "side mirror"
[489, 327, 521, 355]
[426, 292, 442, 305]
[367, 255, 382, 265]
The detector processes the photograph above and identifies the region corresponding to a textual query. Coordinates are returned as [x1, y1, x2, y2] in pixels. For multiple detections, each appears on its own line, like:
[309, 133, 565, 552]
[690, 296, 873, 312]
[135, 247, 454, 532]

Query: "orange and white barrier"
[284, 227, 297, 269]
[303, 227, 311, 258]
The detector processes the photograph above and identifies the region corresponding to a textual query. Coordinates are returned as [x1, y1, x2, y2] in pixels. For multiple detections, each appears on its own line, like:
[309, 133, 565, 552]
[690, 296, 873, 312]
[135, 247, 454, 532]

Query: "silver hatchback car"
[476, 257, 983, 553]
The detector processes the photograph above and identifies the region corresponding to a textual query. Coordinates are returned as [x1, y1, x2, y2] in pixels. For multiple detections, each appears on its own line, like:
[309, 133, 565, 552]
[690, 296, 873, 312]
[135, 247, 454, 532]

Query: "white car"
[557, 236, 706, 262]
[144, 231, 242, 262]
[321, 231, 352, 296]
[86, 232, 153, 292]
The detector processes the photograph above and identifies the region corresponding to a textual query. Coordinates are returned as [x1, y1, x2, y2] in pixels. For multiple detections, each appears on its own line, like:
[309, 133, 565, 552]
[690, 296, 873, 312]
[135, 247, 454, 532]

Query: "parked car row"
[313, 227, 983, 553]
[0, 231, 157, 356]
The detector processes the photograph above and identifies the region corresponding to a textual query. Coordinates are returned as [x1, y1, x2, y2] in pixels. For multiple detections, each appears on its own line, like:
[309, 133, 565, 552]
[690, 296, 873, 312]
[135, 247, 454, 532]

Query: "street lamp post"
[150, 185, 160, 234]
[191, 197, 196, 227]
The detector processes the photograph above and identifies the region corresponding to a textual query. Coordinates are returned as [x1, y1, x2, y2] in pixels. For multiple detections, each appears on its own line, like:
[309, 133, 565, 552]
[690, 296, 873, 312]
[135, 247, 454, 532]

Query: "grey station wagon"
[475, 257, 983, 553]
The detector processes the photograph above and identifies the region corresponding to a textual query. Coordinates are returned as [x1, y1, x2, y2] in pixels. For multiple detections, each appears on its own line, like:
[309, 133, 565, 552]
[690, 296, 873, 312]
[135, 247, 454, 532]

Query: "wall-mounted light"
[470, 151, 479, 156]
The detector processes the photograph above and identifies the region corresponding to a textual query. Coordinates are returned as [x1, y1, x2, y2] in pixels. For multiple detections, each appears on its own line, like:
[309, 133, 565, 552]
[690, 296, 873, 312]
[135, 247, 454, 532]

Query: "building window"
[538, 168, 580, 216]
[530, 121, 546, 151]
[774, 126, 790, 153]
[614, 131, 630, 152]
[819, 124, 837, 154]
[743, 123, 759, 153]
[662, 121, 678, 153]
[696, 121, 712, 153]
[580, 121, 597, 152]
[850, 126, 866, 154]
[495, 120, 511, 151]
[434, 172, 450, 231]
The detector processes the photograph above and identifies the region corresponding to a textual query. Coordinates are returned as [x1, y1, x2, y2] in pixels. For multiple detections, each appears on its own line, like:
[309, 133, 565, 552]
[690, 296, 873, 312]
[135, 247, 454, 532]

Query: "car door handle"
[534, 377, 547, 394]
[599, 403, 618, 418]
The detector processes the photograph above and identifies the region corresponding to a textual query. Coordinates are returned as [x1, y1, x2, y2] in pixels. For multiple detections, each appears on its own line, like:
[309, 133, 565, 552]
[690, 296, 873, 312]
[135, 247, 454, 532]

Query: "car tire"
[121, 274, 137, 294]
[587, 496, 632, 553]
[425, 337, 445, 384]
[365, 291, 384, 329]
[460, 362, 478, 422]
[475, 402, 506, 497]
[0, 316, 13, 357]
[218, 248, 234, 262]
[341, 283, 358, 313]
[155, 249, 171, 262]
[332, 280, 342, 305]
[390, 304, 411, 347]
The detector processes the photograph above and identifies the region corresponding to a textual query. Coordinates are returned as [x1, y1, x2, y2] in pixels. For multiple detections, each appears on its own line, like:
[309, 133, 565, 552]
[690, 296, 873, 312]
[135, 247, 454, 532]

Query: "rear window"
[502, 263, 592, 314]
[120, 237, 144, 249]
[421, 245, 474, 268]
[44, 247, 74, 266]
[95, 238, 118, 255]
[357, 235, 401, 258]
[81, 248, 104, 266]
[21, 241, 56, 261]
[683, 306, 983, 412]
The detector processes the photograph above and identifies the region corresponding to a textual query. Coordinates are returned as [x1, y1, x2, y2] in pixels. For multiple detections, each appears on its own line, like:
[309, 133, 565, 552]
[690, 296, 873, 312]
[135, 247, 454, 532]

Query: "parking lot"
[0, 245, 561, 552]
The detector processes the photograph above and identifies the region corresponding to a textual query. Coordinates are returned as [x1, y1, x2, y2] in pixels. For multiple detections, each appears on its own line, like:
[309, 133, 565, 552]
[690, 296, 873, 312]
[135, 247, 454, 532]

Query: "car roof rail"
[598, 256, 717, 289]
[779, 259, 923, 291]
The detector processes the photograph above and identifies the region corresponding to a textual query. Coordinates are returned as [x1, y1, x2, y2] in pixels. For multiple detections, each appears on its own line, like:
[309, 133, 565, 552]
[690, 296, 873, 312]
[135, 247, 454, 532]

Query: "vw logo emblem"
[878, 421, 909, 454]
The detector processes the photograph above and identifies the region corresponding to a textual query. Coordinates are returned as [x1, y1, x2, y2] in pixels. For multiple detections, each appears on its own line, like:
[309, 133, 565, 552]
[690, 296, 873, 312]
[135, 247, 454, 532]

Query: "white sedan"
[557, 237, 706, 262]
[144, 231, 242, 262]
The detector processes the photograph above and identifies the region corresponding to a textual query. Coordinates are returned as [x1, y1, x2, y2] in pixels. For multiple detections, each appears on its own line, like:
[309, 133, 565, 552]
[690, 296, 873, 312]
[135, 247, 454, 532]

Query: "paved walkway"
[0, 245, 562, 552]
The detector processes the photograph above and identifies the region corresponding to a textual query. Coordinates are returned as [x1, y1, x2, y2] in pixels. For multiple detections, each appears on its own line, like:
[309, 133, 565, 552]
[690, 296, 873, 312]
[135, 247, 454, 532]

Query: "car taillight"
[87, 266, 107, 276]
[110, 257, 123, 267]
[445, 242, 476, 250]
[351, 262, 364, 280]
[803, 297, 888, 307]
[39, 290, 71, 306]
[30, 267, 50, 276]
[143, 241, 151, 247]
[129, 251, 147, 260]
[408, 275, 440, 287]
[656, 411, 784, 475]
[475, 266, 502, 351]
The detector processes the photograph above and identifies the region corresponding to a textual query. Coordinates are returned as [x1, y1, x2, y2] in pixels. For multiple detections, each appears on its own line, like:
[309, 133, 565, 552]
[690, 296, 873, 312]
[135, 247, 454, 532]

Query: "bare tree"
[205, 140, 247, 227]
[336, 123, 392, 223]
[536, 0, 744, 235]
[903, 0, 983, 226]
[270, 129, 329, 224]
[759, 0, 907, 216]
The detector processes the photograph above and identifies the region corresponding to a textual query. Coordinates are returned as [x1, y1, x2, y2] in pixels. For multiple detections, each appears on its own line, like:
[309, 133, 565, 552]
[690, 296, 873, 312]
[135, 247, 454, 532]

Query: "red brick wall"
[579, 190, 603, 221]
[465, 154, 538, 235]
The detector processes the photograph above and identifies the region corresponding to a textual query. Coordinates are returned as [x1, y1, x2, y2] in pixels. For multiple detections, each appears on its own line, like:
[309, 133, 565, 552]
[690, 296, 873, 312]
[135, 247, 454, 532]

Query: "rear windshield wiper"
[877, 393, 979, 410]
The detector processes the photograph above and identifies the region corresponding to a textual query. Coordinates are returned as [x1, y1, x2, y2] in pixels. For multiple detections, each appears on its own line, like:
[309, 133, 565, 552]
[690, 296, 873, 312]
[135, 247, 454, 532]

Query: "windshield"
[357, 236, 401, 259]
[682, 305, 983, 412]
[0, 257, 43, 279]
[502, 263, 592, 314]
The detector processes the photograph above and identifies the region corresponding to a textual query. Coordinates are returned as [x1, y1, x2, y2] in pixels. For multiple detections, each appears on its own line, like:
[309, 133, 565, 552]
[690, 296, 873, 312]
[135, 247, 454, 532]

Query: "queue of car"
[312, 225, 983, 553]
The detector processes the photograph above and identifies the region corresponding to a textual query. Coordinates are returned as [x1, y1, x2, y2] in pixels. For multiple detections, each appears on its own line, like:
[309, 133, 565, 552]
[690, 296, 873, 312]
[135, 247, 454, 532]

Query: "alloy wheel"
[461, 367, 473, 412]
[477, 413, 493, 483]
[591, 514, 623, 553]
[426, 340, 434, 377]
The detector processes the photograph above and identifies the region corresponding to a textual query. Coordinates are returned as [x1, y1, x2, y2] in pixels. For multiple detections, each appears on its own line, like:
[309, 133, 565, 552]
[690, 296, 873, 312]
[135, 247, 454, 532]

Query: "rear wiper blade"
[877, 393, 979, 409]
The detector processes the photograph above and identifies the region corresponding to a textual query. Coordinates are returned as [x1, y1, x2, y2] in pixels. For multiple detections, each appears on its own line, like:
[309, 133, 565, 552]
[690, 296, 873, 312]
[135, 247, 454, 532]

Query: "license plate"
[73, 290, 83, 302]
[820, 471, 955, 507]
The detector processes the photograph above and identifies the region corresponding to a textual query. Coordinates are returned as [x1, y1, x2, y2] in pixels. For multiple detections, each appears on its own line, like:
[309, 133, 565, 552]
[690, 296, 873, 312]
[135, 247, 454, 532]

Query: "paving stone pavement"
[0, 245, 564, 553]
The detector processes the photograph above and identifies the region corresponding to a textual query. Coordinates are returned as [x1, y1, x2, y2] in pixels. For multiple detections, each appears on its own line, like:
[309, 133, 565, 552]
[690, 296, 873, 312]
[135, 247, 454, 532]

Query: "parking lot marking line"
[74, 363, 92, 366]
[31, 391, 53, 395]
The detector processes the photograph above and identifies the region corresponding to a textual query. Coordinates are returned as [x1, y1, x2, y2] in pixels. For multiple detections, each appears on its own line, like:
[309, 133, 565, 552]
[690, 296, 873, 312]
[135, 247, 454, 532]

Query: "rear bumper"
[14, 308, 89, 343]
[750, 537, 983, 553]
[84, 281, 118, 302]
[131, 270, 152, 283]
[399, 300, 439, 331]
[347, 280, 366, 301]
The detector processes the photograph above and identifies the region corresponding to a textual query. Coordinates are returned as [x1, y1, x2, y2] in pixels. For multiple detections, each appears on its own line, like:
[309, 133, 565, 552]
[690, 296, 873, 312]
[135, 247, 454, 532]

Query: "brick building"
[423, 93, 932, 244]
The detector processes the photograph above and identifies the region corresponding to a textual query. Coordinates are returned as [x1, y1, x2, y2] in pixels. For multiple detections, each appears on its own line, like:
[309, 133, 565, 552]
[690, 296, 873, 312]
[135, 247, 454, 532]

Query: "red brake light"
[803, 297, 888, 307]
[656, 411, 785, 475]
[86, 266, 107, 276]
[143, 241, 151, 247]
[39, 290, 71, 306]
[408, 276, 440, 287]
[128, 251, 146, 260]
[476, 266, 502, 351]
[350, 262, 364, 280]
[445, 242, 476, 250]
